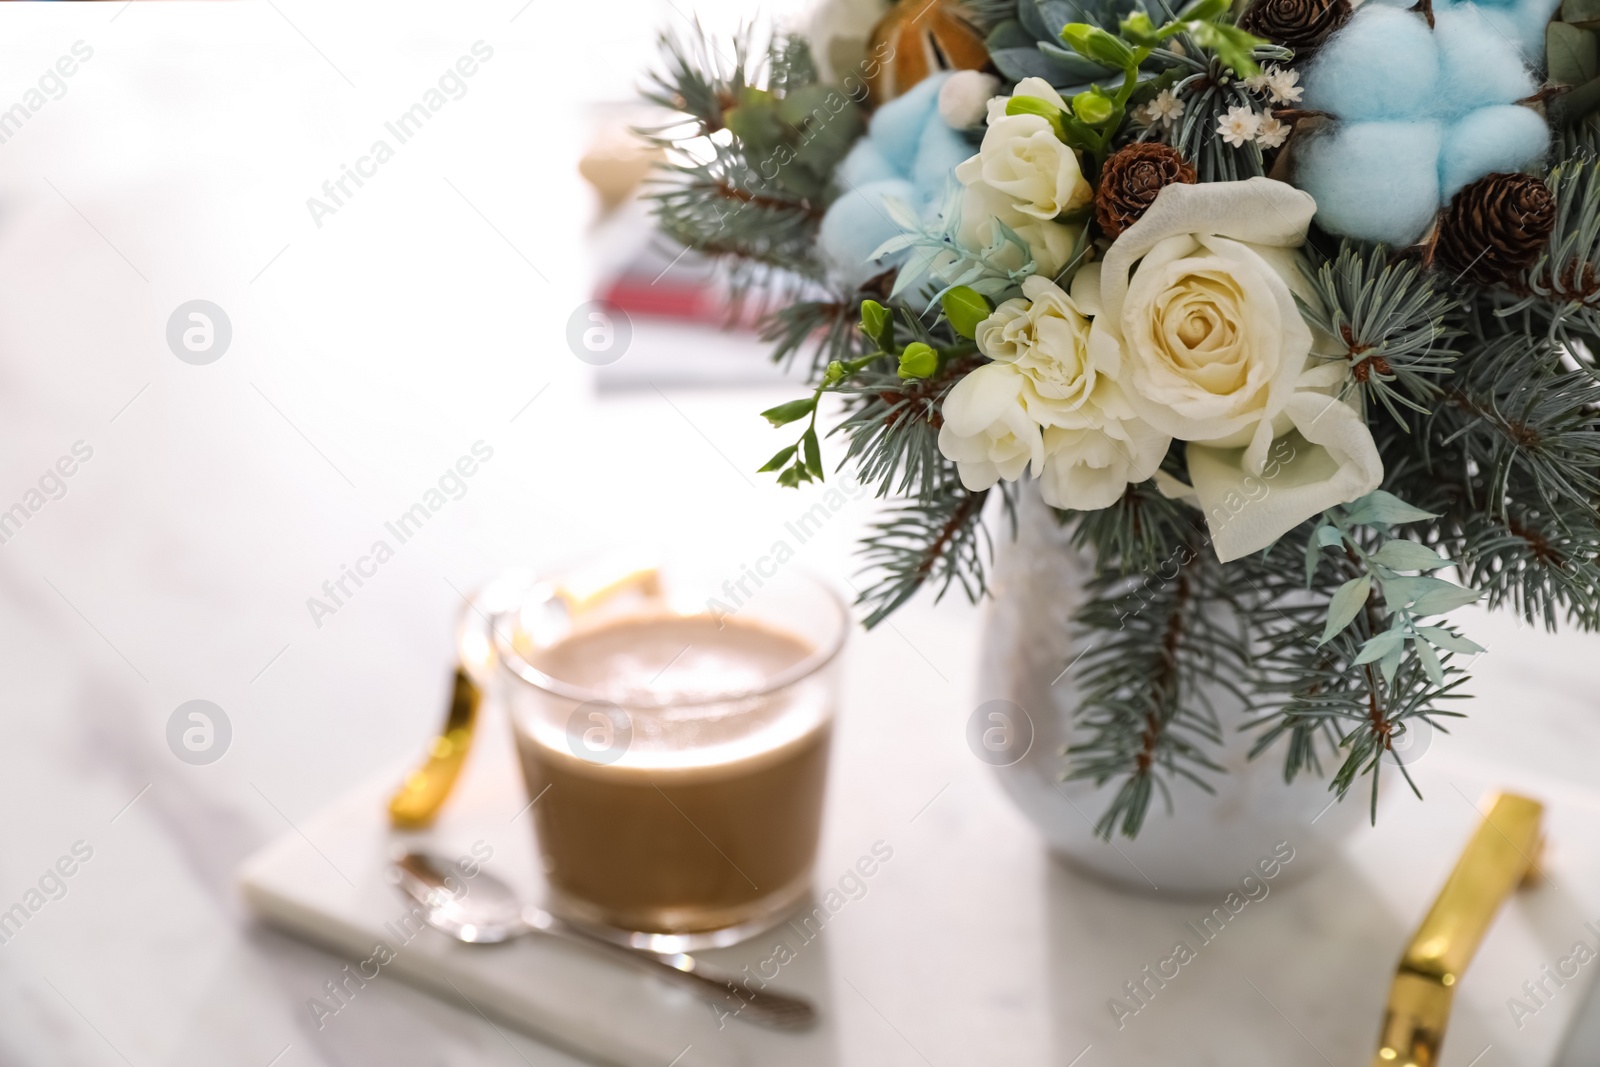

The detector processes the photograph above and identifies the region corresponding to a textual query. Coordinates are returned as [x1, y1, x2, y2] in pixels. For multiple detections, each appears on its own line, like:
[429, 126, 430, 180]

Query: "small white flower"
[1256, 114, 1291, 149]
[1131, 103, 1155, 127]
[1216, 106, 1261, 147]
[1266, 66, 1303, 104]
[1147, 89, 1186, 127]
[1243, 70, 1273, 95]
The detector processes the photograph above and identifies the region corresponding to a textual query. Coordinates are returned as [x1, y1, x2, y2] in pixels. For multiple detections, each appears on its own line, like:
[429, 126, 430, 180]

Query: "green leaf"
[758, 444, 798, 472]
[1415, 626, 1485, 655]
[942, 286, 992, 339]
[1354, 628, 1406, 664]
[1315, 524, 1343, 548]
[1005, 95, 1068, 140]
[1343, 490, 1438, 527]
[1119, 11, 1163, 46]
[1550, 21, 1600, 86]
[1410, 583, 1483, 616]
[1381, 575, 1468, 612]
[1371, 540, 1449, 571]
[1057, 111, 1108, 154]
[802, 427, 823, 480]
[1059, 23, 1137, 69]
[1303, 529, 1322, 587]
[1178, 0, 1229, 20]
[1563, 0, 1600, 26]
[897, 341, 938, 380]
[1184, 20, 1264, 77]
[760, 397, 815, 427]
[1320, 574, 1372, 645]
[1380, 643, 1403, 686]
[1552, 73, 1600, 126]
[1416, 639, 1445, 686]
[1383, 575, 1478, 614]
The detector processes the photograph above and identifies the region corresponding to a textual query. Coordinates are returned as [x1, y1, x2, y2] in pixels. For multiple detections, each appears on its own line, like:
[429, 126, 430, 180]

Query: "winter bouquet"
[645, 0, 1600, 835]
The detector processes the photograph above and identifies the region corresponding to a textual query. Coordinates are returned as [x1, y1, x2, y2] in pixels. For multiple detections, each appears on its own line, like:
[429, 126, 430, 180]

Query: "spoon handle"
[533, 917, 818, 1031]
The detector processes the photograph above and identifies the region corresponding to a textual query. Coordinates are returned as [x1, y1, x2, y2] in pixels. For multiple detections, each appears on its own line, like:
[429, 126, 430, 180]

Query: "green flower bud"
[1059, 23, 1137, 69]
[1072, 89, 1115, 126]
[897, 342, 938, 380]
[941, 286, 993, 339]
[860, 299, 890, 343]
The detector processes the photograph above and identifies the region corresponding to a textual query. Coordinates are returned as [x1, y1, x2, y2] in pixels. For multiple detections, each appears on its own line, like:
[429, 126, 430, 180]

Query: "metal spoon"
[389, 849, 818, 1031]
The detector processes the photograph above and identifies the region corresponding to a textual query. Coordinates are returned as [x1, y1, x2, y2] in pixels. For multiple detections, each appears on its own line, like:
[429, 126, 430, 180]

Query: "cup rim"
[487, 566, 851, 709]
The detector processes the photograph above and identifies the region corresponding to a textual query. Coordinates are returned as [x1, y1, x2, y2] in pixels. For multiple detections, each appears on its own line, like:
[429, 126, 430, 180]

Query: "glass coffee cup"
[487, 555, 847, 951]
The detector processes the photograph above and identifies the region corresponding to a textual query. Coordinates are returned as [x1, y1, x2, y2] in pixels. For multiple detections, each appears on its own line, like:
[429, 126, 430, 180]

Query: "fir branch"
[761, 297, 879, 375]
[1298, 241, 1459, 423]
[1455, 501, 1600, 630]
[854, 478, 1005, 628]
[1378, 405, 1600, 635]
[834, 350, 984, 499]
[1054, 474, 1205, 576]
[644, 26, 863, 307]
[1433, 332, 1600, 514]
[1065, 540, 1248, 838]
[1524, 153, 1600, 321]
[1237, 503, 1476, 820]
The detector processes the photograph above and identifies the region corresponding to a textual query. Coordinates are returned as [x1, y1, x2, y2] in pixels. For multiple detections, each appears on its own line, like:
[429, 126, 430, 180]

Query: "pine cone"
[1238, 0, 1352, 54]
[1095, 143, 1197, 239]
[1435, 173, 1556, 287]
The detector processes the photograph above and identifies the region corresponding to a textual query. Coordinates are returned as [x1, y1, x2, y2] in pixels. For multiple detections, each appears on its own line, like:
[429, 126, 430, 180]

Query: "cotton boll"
[1296, 121, 1444, 245]
[1302, 6, 1439, 122]
[837, 139, 901, 188]
[910, 119, 975, 198]
[818, 178, 918, 287]
[1437, 106, 1549, 199]
[866, 73, 950, 173]
[1457, 0, 1563, 57]
[938, 70, 1001, 129]
[1432, 10, 1536, 115]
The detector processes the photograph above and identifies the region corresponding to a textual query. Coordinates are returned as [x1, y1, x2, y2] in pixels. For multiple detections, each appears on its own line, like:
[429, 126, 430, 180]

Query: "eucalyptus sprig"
[1307, 491, 1485, 686]
[758, 293, 984, 486]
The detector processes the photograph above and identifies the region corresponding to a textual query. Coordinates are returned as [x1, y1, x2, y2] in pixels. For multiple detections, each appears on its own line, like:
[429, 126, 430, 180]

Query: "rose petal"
[1187, 392, 1383, 562]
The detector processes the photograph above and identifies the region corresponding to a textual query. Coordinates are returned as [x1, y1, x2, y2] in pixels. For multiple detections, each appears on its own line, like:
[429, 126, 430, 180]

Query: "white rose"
[953, 180, 1080, 278]
[1165, 393, 1384, 562]
[941, 275, 1167, 509]
[1041, 420, 1169, 511]
[938, 77, 1087, 282]
[1074, 177, 1382, 559]
[937, 362, 1044, 492]
[955, 79, 1092, 221]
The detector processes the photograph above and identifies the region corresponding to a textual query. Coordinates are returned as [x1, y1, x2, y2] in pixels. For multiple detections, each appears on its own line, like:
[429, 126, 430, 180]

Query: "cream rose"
[955, 78, 1093, 221]
[937, 362, 1044, 492]
[943, 78, 1089, 280]
[1073, 177, 1382, 558]
[940, 275, 1167, 509]
[953, 181, 1080, 277]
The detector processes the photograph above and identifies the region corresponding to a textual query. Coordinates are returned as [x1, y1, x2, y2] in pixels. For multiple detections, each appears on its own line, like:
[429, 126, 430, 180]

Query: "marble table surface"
[2, 4, 1600, 1066]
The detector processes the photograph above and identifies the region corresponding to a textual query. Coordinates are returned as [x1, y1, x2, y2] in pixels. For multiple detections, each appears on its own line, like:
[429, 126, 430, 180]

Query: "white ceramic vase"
[977, 488, 1365, 896]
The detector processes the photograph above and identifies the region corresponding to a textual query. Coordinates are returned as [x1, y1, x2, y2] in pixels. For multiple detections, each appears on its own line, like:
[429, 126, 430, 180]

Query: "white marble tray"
[239, 687, 1600, 1067]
